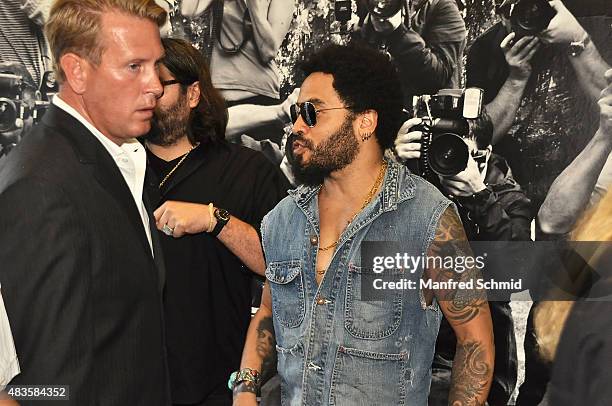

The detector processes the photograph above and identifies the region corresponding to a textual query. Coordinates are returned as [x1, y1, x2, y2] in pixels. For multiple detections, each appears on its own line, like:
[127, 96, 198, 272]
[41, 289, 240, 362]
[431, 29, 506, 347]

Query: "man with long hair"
[144, 38, 288, 406]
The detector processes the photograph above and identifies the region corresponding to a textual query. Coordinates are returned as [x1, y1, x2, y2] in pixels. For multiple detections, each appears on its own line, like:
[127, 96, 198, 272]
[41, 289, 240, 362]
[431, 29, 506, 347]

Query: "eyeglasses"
[161, 79, 180, 87]
[290, 101, 352, 128]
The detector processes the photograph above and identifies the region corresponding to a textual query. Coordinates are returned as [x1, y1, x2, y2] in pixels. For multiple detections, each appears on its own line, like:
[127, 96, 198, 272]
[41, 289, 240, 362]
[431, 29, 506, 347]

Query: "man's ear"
[60, 53, 89, 95]
[359, 109, 378, 133]
[187, 81, 200, 108]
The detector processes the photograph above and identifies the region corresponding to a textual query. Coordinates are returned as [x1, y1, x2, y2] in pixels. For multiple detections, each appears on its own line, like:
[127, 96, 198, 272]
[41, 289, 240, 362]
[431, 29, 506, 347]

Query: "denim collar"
[288, 157, 417, 219]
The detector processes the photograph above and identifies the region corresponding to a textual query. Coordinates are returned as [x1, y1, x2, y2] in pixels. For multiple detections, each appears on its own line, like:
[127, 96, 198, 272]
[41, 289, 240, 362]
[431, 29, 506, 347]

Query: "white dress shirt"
[0, 286, 19, 390]
[52, 96, 154, 255]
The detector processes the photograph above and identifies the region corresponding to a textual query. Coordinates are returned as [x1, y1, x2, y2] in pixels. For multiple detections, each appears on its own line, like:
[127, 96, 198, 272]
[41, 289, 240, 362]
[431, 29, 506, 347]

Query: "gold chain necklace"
[158, 144, 198, 189]
[318, 160, 388, 252]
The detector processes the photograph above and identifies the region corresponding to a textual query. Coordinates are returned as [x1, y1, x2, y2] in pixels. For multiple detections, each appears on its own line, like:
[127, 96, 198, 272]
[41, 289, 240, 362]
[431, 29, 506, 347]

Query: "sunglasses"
[161, 79, 180, 87]
[290, 101, 352, 127]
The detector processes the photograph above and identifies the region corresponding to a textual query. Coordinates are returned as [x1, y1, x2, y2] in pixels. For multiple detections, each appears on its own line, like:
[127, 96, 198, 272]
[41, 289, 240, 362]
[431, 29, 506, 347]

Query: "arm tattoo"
[425, 207, 488, 325]
[449, 340, 490, 406]
[433, 206, 468, 241]
[256, 316, 277, 384]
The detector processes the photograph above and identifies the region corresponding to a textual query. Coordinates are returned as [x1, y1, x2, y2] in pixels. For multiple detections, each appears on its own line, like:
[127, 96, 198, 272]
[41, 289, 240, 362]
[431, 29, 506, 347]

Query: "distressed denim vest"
[261, 159, 452, 406]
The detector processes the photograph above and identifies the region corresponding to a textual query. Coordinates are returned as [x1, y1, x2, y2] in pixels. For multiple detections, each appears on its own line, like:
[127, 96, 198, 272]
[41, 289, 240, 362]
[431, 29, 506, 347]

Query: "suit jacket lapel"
[43, 105, 155, 264]
[144, 166, 166, 292]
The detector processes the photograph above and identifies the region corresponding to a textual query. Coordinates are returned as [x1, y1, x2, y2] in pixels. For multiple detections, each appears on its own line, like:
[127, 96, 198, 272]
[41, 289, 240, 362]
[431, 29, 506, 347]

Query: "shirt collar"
[52, 95, 142, 158]
[288, 157, 413, 213]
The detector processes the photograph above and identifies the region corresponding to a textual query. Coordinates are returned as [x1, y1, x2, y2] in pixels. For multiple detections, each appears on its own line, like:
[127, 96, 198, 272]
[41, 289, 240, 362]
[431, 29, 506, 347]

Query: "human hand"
[539, 0, 586, 45]
[500, 33, 540, 81]
[438, 155, 486, 197]
[395, 118, 423, 160]
[153, 201, 214, 237]
[599, 69, 612, 136]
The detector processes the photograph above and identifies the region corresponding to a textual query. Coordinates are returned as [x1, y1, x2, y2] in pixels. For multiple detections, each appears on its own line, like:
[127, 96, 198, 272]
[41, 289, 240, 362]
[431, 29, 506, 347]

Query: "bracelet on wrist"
[228, 367, 261, 392]
[207, 202, 215, 233]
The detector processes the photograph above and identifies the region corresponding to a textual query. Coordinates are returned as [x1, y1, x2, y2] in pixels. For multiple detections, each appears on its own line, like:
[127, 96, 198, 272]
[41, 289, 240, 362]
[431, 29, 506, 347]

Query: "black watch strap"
[211, 208, 230, 237]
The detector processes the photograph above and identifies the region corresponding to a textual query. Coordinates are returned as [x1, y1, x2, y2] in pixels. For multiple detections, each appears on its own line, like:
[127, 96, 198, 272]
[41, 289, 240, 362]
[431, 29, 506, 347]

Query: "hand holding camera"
[538, 0, 586, 45]
[501, 32, 540, 81]
[395, 117, 423, 160]
[395, 88, 487, 179]
[395, 121, 489, 200]
[438, 155, 487, 198]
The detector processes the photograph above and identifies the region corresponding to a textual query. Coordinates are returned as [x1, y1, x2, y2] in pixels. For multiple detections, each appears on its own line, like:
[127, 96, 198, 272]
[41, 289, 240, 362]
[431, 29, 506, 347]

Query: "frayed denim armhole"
[260, 211, 271, 262]
[419, 200, 455, 313]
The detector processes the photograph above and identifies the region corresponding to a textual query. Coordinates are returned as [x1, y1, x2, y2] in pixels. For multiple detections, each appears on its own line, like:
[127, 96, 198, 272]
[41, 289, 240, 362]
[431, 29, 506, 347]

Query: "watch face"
[569, 44, 581, 56]
[215, 208, 230, 222]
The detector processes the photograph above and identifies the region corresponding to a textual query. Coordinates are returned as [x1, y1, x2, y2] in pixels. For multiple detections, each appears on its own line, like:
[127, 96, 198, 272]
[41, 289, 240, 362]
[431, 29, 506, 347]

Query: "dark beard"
[145, 95, 190, 147]
[289, 115, 360, 186]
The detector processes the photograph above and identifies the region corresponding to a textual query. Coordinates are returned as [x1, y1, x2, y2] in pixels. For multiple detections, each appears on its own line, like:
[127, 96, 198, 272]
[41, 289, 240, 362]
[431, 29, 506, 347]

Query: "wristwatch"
[210, 207, 230, 237]
[568, 33, 590, 57]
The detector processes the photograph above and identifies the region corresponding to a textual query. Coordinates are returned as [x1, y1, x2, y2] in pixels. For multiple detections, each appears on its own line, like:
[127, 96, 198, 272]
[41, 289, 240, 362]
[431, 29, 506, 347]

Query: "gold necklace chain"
[318, 160, 388, 252]
[158, 144, 198, 189]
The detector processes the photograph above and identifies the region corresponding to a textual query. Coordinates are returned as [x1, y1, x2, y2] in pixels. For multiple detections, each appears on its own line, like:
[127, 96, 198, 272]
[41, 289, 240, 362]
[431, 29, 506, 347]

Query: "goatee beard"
[289, 115, 360, 186]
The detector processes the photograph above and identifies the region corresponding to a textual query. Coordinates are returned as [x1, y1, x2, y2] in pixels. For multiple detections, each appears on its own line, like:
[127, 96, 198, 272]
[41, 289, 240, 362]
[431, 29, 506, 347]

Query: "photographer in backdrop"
[466, 0, 611, 404]
[395, 89, 532, 405]
[352, 0, 466, 105]
[466, 0, 609, 211]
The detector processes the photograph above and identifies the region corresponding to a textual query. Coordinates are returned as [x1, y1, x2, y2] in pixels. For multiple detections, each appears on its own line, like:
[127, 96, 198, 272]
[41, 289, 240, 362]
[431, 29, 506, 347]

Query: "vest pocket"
[266, 260, 305, 328]
[329, 345, 409, 405]
[345, 264, 403, 339]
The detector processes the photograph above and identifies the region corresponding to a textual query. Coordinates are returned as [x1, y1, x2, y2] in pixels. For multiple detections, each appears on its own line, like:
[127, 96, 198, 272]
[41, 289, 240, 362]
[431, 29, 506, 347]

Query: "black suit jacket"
[0, 105, 170, 405]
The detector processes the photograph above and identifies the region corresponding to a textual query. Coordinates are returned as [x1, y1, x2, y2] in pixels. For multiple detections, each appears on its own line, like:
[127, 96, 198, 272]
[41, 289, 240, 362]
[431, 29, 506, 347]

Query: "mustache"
[289, 132, 314, 149]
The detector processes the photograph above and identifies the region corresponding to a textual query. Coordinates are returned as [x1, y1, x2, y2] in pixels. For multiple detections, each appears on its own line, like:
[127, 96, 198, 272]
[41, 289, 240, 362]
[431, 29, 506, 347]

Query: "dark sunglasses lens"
[290, 104, 299, 123]
[302, 102, 316, 127]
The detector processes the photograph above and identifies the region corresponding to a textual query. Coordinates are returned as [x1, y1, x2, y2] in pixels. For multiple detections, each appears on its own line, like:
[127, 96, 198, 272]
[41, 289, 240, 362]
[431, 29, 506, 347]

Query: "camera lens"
[512, 0, 556, 36]
[517, 4, 543, 30]
[0, 98, 18, 133]
[428, 132, 469, 176]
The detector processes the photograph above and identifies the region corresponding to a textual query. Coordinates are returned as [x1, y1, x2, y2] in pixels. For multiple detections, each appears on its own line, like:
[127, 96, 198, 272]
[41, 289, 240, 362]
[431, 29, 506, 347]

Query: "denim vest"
[261, 159, 452, 406]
